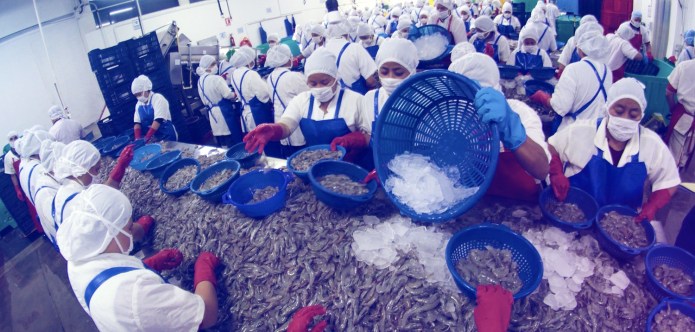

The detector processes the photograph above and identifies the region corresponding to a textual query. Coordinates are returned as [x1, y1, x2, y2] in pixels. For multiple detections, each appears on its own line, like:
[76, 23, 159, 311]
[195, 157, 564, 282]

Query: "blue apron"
[136, 96, 178, 141]
[550, 60, 607, 134]
[388, 20, 398, 36]
[464, 20, 471, 33]
[232, 68, 275, 126]
[85, 266, 165, 311]
[569, 119, 647, 208]
[474, 34, 502, 63]
[569, 47, 581, 64]
[336, 42, 369, 95]
[299, 90, 351, 146]
[687, 49, 693, 60]
[365, 45, 379, 59]
[515, 49, 544, 70]
[199, 74, 244, 143]
[497, 18, 515, 38]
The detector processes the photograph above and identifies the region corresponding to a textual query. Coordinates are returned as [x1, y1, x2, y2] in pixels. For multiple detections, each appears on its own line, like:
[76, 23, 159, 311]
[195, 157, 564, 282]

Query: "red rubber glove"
[243, 123, 284, 154]
[135, 215, 155, 235]
[330, 132, 368, 152]
[529, 90, 552, 108]
[549, 152, 569, 202]
[362, 169, 380, 185]
[287, 305, 328, 332]
[636, 189, 673, 222]
[667, 55, 677, 64]
[108, 144, 135, 183]
[474, 285, 513, 332]
[193, 252, 220, 288]
[647, 51, 654, 62]
[484, 43, 495, 59]
[14, 186, 25, 202]
[134, 127, 142, 140]
[144, 127, 157, 142]
[143, 248, 183, 272]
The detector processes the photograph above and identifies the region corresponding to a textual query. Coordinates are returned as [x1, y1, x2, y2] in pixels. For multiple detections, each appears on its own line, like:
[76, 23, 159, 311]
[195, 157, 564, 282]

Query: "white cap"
[267, 33, 280, 43]
[502, 2, 512, 12]
[15, 129, 53, 158]
[535, 1, 546, 11]
[304, 48, 338, 79]
[39, 140, 65, 173]
[197, 54, 216, 76]
[7, 131, 18, 140]
[230, 46, 255, 67]
[356, 22, 373, 37]
[373, 15, 388, 28]
[434, 0, 454, 10]
[474, 16, 495, 32]
[56, 184, 133, 262]
[492, 0, 501, 8]
[575, 22, 609, 61]
[327, 20, 351, 38]
[131, 75, 153, 95]
[397, 17, 413, 30]
[391, 7, 403, 17]
[580, 15, 597, 26]
[616, 23, 635, 41]
[519, 26, 539, 43]
[376, 38, 419, 76]
[265, 44, 293, 68]
[450, 42, 477, 62]
[310, 24, 327, 37]
[48, 105, 65, 121]
[530, 8, 545, 23]
[607, 78, 647, 114]
[53, 140, 100, 180]
[448, 53, 501, 91]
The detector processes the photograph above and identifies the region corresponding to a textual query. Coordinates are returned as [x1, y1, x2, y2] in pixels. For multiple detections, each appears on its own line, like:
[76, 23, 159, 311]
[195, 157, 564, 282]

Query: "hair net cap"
[327, 20, 351, 38]
[530, 8, 545, 23]
[376, 38, 419, 76]
[390, 7, 403, 16]
[397, 17, 413, 30]
[474, 16, 495, 32]
[304, 48, 338, 79]
[230, 46, 255, 67]
[310, 24, 326, 37]
[15, 129, 53, 158]
[450, 42, 477, 62]
[607, 78, 647, 114]
[197, 54, 217, 76]
[632, 11, 642, 19]
[434, 0, 454, 10]
[356, 22, 373, 37]
[48, 105, 65, 121]
[459, 5, 470, 14]
[616, 24, 635, 41]
[448, 53, 501, 90]
[7, 131, 18, 140]
[267, 33, 280, 43]
[492, 0, 502, 8]
[574, 22, 608, 60]
[56, 184, 133, 262]
[40, 140, 65, 172]
[535, 1, 546, 11]
[502, 2, 512, 12]
[53, 140, 100, 180]
[130, 75, 153, 94]
[685, 29, 695, 46]
[373, 16, 388, 27]
[519, 26, 539, 43]
[580, 15, 597, 26]
[265, 44, 293, 68]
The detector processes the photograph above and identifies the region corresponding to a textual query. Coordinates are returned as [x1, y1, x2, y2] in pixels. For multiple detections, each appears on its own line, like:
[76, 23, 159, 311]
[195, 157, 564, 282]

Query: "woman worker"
[33, 141, 64, 248]
[523, 8, 557, 53]
[606, 24, 643, 82]
[430, 0, 468, 44]
[548, 78, 680, 221]
[493, 2, 521, 39]
[558, 15, 597, 72]
[469, 16, 510, 64]
[675, 30, 695, 65]
[16, 129, 55, 234]
[56, 184, 220, 330]
[507, 26, 552, 70]
[618, 11, 654, 62]
[131, 75, 178, 142]
[665, 58, 695, 169]
[356, 23, 384, 49]
[324, 17, 378, 95]
[301, 24, 327, 59]
[197, 54, 241, 147]
[4, 131, 23, 202]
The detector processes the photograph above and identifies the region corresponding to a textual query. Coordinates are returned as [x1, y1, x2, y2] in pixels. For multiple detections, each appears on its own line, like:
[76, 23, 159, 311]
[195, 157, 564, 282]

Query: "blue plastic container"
[103, 135, 130, 157]
[499, 65, 521, 79]
[190, 160, 241, 203]
[409, 25, 454, 69]
[539, 186, 598, 232]
[524, 80, 555, 96]
[445, 224, 543, 300]
[93, 136, 115, 153]
[145, 150, 182, 178]
[225, 142, 261, 169]
[286, 145, 346, 182]
[159, 158, 200, 197]
[222, 169, 293, 218]
[647, 299, 695, 331]
[528, 67, 556, 81]
[373, 70, 499, 223]
[131, 144, 162, 171]
[645, 245, 695, 301]
[595, 205, 656, 260]
[308, 161, 377, 210]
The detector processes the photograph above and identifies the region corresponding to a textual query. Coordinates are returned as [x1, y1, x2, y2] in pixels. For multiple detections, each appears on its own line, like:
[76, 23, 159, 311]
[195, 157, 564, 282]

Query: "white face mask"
[462, 13, 470, 20]
[137, 93, 150, 104]
[208, 66, 219, 75]
[312, 36, 323, 44]
[439, 10, 450, 20]
[114, 230, 134, 255]
[504, 13, 511, 19]
[631, 20, 640, 28]
[607, 115, 640, 142]
[523, 45, 538, 54]
[480, 31, 491, 40]
[311, 81, 338, 103]
[420, 18, 428, 25]
[381, 77, 404, 95]
[361, 39, 373, 47]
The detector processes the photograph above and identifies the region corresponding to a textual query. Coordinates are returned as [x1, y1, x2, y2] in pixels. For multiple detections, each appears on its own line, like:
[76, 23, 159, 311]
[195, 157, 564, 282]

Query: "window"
[90, 0, 179, 28]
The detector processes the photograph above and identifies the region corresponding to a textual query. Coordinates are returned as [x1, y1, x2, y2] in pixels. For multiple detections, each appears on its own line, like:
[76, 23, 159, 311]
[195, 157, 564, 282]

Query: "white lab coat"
[218, 60, 235, 86]
[606, 34, 641, 71]
[545, 3, 561, 33]
[33, 171, 60, 244]
[197, 73, 235, 136]
[230, 67, 271, 133]
[53, 179, 85, 229]
[133, 93, 172, 123]
[507, 99, 552, 163]
[279, 89, 370, 136]
[301, 41, 323, 58]
[550, 57, 613, 132]
[325, 38, 378, 87]
[558, 36, 577, 67]
[507, 48, 553, 67]
[493, 15, 521, 31]
[667, 60, 695, 167]
[267, 67, 309, 146]
[18, 158, 43, 205]
[67, 253, 204, 331]
[361, 35, 385, 47]
[49, 119, 84, 145]
[361, 87, 390, 135]
[3, 150, 19, 175]
[469, 32, 511, 63]
[618, 22, 651, 49]
[525, 22, 557, 52]
[429, 15, 469, 44]
[676, 46, 694, 65]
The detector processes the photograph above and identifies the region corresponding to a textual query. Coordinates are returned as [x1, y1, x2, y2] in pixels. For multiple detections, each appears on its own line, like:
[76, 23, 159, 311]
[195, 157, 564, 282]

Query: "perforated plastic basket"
[373, 70, 500, 223]
[308, 160, 377, 210]
[446, 223, 543, 300]
[159, 158, 200, 197]
[286, 145, 346, 182]
[409, 25, 454, 68]
[222, 169, 293, 218]
[645, 245, 695, 301]
[145, 150, 182, 178]
[595, 205, 656, 260]
[190, 160, 241, 203]
[130, 144, 162, 171]
[499, 65, 521, 79]
[646, 299, 695, 331]
[225, 142, 260, 169]
[539, 186, 598, 232]
[524, 80, 555, 96]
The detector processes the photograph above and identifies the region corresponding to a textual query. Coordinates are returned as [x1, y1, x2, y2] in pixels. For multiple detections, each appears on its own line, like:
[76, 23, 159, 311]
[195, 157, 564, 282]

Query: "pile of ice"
[384, 153, 478, 215]
[413, 34, 450, 61]
[351, 215, 458, 293]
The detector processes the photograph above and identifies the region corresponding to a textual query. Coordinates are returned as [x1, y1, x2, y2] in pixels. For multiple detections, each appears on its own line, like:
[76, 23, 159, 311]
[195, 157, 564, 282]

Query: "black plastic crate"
[109, 100, 136, 119]
[97, 117, 119, 137]
[94, 64, 136, 90]
[103, 83, 135, 108]
[133, 51, 165, 74]
[625, 60, 660, 76]
[127, 31, 161, 58]
[147, 69, 173, 91]
[88, 44, 131, 71]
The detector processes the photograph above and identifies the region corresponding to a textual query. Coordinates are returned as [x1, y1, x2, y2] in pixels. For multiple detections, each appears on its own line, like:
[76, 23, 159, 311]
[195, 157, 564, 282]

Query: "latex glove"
[647, 51, 654, 62]
[548, 153, 569, 201]
[194, 252, 220, 288]
[667, 55, 677, 64]
[474, 285, 513, 332]
[287, 305, 328, 332]
[474, 87, 527, 151]
[143, 248, 183, 272]
[14, 186, 25, 202]
[144, 127, 157, 142]
[135, 215, 155, 235]
[529, 90, 552, 108]
[330, 132, 368, 152]
[134, 127, 142, 140]
[108, 144, 135, 183]
[243, 123, 284, 154]
[636, 189, 672, 222]
[484, 43, 496, 59]
[362, 169, 380, 185]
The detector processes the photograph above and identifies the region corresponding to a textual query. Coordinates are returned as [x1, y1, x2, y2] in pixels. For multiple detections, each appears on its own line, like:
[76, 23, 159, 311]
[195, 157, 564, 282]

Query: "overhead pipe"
[32, 0, 66, 108]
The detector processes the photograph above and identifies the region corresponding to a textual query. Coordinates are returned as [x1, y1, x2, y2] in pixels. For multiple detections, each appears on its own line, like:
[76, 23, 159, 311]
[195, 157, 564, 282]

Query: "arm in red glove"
[529, 90, 552, 108]
[15, 186, 25, 201]
[194, 252, 220, 288]
[362, 169, 381, 185]
[143, 249, 183, 272]
[330, 132, 368, 151]
[474, 285, 513, 332]
[647, 51, 654, 62]
[548, 151, 569, 202]
[194, 252, 220, 330]
[635, 189, 674, 222]
[107, 144, 135, 186]
[144, 127, 158, 142]
[287, 305, 328, 332]
[242, 123, 285, 154]
[134, 215, 155, 239]
[134, 125, 142, 140]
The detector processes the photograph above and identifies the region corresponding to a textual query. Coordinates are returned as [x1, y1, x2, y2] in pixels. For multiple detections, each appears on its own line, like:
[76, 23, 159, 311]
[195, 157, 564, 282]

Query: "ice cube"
[609, 270, 630, 290]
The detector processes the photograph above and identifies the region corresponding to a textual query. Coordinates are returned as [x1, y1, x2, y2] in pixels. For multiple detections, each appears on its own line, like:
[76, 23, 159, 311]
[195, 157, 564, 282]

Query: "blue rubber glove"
[474, 87, 527, 151]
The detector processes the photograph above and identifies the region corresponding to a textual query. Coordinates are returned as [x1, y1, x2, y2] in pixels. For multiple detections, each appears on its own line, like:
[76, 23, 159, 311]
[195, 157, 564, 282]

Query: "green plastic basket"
[625, 60, 674, 125]
[556, 15, 580, 44]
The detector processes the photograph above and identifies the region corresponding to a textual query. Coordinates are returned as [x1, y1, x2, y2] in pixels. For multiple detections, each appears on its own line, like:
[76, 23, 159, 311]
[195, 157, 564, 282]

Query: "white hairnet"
[356, 22, 373, 37]
[434, 0, 454, 10]
[326, 11, 344, 24]
[347, 15, 362, 27]
[197, 54, 217, 76]
[580, 15, 597, 26]
[450, 42, 477, 62]
[616, 23, 635, 41]
[373, 16, 388, 28]
[459, 5, 470, 15]
[606, 78, 647, 114]
[492, 0, 501, 8]
[575, 22, 609, 60]
[376, 38, 419, 76]
[56, 184, 133, 262]
[632, 11, 642, 20]
[39, 140, 65, 173]
[535, 1, 546, 12]
[230, 46, 255, 68]
[684, 29, 695, 46]
[267, 33, 280, 43]
[327, 20, 351, 38]
[265, 44, 293, 68]
[310, 24, 327, 37]
[53, 140, 100, 180]
[391, 7, 403, 17]
[474, 16, 495, 32]
[48, 105, 65, 121]
[130, 75, 153, 94]
[304, 48, 338, 79]
[397, 17, 413, 30]
[519, 26, 539, 43]
[502, 2, 512, 12]
[7, 131, 18, 140]
[530, 8, 545, 23]
[16, 129, 53, 158]
[448, 53, 501, 90]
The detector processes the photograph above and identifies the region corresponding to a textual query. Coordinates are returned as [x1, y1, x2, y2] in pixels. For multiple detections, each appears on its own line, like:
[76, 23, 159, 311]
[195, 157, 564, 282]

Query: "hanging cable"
[32, 0, 65, 109]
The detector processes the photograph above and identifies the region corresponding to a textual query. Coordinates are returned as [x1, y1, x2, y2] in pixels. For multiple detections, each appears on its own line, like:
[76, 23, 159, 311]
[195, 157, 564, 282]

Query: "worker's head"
[458, 5, 470, 20]
[631, 11, 642, 26]
[535, 1, 546, 14]
[474, 16, 495, 39]
[39, 140, 65, 174]
[449, 53, 501, 91]
[304, 49, 339, 102]
[230, 46, 256, 68]
[376, 39, 419, 94]
[57, 184, 134, 261]
[502, 2, 512, 17]
[7, 131, 18, 148]
[419, 8, 431, 25]
[327, 17, 351, 40]
[579, 15, 597, 26]
[605, 78, 647, 142]
[450, 41, 476, 62]
[434, 0, 453, 20]
[684, 29, 695, 47]
[416, 0, 425, 7]
[397, 17, 412, 35]
[131, 75, 153, 103]
[519, 26, 539, 54]
[492, 0, 501, 9]
[15, 129, 53, 159]
[267, 33, 280, 47]
[197, 54, 218, 76]
[373, 16, 388, 34]
[575, 22, 608, 61]
[54, 140, 101, 186]
[356, 23, 374, 46]
[48, 105, 65, 124]
[390, 7, 402, 21]
[265, 44, 293, 68]
[310, 24, 327, 44]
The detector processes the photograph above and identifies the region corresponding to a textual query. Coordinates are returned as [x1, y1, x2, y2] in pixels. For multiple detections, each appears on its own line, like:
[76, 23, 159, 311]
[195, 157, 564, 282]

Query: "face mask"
[269, 42, 277, 47]
[631, 20, 640, 28]
[361, 39, 372, 47]
[137, 93, 150, 104]
[420, 18, 428, 25]
[480, 32, 491, 40]
[462, 13, 470, 20]
[523, 45, 538, 54]
[208, 66, 219, 75]
[312, 36, 323, 44]
[504, 13, 511, 19]
[439, 10, 450, 20]
[607, 115, 640, 142]
[381, 78, 404, 95]
[311, 82, 337, 103]
[114, 229, 134, 255]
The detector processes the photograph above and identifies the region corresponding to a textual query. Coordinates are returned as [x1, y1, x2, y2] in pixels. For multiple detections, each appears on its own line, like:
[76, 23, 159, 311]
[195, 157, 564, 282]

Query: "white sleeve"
[643, 132, 682, 191]
[287, 73, 309, 98]
[278, 93, 309, 133]
[507, 50, 518, 66]
[541, 50, 552, 67]
[214, 76, 235, 100]
[354, 45, 378, 79]
[549, 67, 579, 116]
[621, 41, 640, 60]
[132, 276, 205, 332]
[152, 94, 171, 121]
[493, 16, 502, 24]
[512, 17, 521, 29]
[452, 19, 468, 44]
[4, 154, 15, 175]
[133, 103, 141, 123]
[549, 35, 558, 52]
[249, 71, 271, 103]
[361, 91, 376, 134]
[668, 65, 682, 90]
[498, 36, 511, 63]
[547, 123, 574, 161]
[558, 38, 574, 66]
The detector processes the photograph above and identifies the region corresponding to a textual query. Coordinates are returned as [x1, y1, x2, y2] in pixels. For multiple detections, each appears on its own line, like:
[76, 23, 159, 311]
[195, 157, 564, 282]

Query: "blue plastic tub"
[647, 299, 695, 331]
[145, 150, 182, 178]
[102, 135, 130, 157]
[524, 80, 555, 96]
[539, 186, 598, 232]
[286, 145, 346, 182]
[130, 144, 162, 171]
[222, 169, 293, 218]
[190, 160, 241, 203]
[225, 142, 261, 169]
[446, 224, 543, 300]
[373, 70, 499, 223]
[645, 245, 695, 301]
[159, 158, 200, 197]
[528, 67, 556, 81]
[499, 65, 521, 79]
[595, 205, 656, 260]
[93, 136, 115, 153]
[409, 25, 454, 69]
[308, 161, 377, 210]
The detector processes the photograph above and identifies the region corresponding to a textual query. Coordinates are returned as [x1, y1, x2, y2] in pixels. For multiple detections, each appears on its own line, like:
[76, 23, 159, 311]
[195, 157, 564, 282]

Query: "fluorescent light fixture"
[109, 7, 133, 16]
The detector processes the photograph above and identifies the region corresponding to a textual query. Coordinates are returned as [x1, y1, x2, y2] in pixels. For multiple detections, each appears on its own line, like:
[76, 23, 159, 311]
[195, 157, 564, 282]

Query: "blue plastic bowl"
[190, 160, 241, 203]
[645, 245, 695, 301]
[222, 169, 294, 218]
[529, 67, 557, 81]
[499, 65, 521, 79]
[130, 144, 162, 171]
[159, 158, 201, 197]
[539, 186, 598, 232]
[595, 205, 656, 260]
[103, 135, 130, 157]
[225, 142, 261, 169]
[446, 223, 543, 300]
[96, 136, 116, 155]
[409, 25, 454, 68]
[647, 299, 695, 331]
[286, 145, 346, 182]
[524, 80, 555, 97]
[308, 160, 377, 210]
[145, 150, 182, 178]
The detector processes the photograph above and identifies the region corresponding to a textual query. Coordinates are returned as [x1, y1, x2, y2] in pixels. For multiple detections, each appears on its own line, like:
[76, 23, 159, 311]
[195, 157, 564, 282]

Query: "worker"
[197, 54, 241, 147]
[33, 140, 64, 248]
[548, 78, 680, 220]
[493, 2, 521, 39]
[301, 24, 327, 59]
[665, 59, 695, 169]
[130, 75, 178, 142]
[545, 0, 561, 35]
[416, 6, 432, 28]
[265, 45, 309, 157]
[411, 0, 428, 21]
[47, 106, 83, 144]
[4, 131, 23, 202]
[243, 48, 369, 163]
[558, 15, 598, 72]
[293, 23, 314, 51]
[458, 5, 473, 34]
[450, 41, 477, 62]
[356, 23, 384, 48]
[56, 184, 220, 330]
[16, 129, 55, 234]
[464, 0, 478, 18]
[524, 8, 557, 53]
[267, 33, 280, 48]
[618, 11, 653, 62]
[507, 26, 552, 70]
[386, 7, 402, 35]
[470, 16, 510, 64]
[606, 24, 644, 82]
[391, 16, 414, 39]
[451, 53, 550, 200]
[478, 0, 492, 17]
[530, 22, 612, 133]
[347, 15, 363, 42]
[676, 29, 695, 65]
[324, 17, 378, 95]
[372, 15, 389, 37]
[430, 0, 468, 44]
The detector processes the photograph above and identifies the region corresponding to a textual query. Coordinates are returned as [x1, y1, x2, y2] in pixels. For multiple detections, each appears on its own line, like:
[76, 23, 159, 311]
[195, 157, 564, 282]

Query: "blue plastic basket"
[373, 70, 500, 223]
[93, 136, 115, 153]
[190, 160, 241, 203]
[308, 160, 378, 210]
[145, 150, 182, 178]
[528, 67, 557, 81]
[222, 169, 293, 218]
[524, 80, 555, 96]
[645, 245, 695, 301]
[130, 144, 162, 171]
[159, 158, 201, 197]
[409, 25, 454, 68]
[102, 135, 130, 157]
[225, 142, 261, 169]
[647, 299, 695, 331]
[595, 205, 656, 260]
[446, 224, 543, 300]
[499, 65, 521, 79]
[286, 145, 346, 182]
[539, 186, 598, 232]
